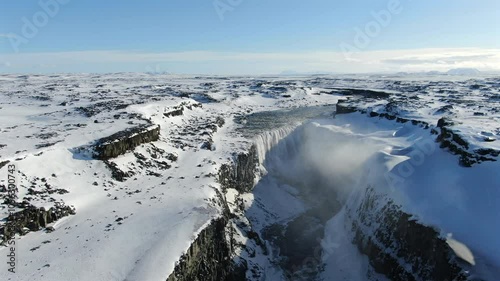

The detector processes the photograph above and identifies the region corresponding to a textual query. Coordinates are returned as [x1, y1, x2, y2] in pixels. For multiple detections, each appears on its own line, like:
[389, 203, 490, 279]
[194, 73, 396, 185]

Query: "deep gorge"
[167, 107, 472, 281]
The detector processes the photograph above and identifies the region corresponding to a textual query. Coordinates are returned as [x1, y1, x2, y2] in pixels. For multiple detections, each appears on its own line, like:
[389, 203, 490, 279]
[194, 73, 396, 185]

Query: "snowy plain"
[0, 73, 498, 280]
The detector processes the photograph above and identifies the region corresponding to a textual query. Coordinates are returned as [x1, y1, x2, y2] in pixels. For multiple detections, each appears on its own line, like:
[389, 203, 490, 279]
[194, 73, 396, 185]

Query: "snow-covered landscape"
[0, 73, 499, 280]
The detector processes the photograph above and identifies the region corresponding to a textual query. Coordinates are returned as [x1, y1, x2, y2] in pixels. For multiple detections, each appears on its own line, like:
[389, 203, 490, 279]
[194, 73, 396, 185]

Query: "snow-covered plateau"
[0, 73, 499, 281]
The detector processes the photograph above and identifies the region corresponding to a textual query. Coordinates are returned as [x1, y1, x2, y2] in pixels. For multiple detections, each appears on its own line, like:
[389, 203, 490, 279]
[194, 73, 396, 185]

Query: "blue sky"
[0, 0, 499, 74]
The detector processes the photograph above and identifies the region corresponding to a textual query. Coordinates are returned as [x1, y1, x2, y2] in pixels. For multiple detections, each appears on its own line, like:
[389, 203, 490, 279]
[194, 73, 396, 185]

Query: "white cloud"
[1, 48, 499, 74]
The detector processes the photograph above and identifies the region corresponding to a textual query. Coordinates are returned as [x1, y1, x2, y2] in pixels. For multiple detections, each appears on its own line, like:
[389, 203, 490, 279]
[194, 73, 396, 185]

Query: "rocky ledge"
[163, 101, 202, 118]
[166, 146, 260, 281]
[1, 203, 76, 245]
[166, 187, 247, 281]
[435, 117, 499, 167]
[217, 145, 258, 194]
[349, 187, 469, 281]
[166, 215, 247, 281]
[92, 124, 161, 160]
[336, 100, 499, 167]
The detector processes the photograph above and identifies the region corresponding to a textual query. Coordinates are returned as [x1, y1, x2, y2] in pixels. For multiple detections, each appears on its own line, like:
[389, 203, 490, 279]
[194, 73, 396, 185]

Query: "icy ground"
[0, 73, 499, 280]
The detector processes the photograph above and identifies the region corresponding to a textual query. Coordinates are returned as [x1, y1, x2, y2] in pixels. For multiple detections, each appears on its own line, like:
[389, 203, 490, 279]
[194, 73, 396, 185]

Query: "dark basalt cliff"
[93, 124, 161, 160]
[336, 99, 358, 114]
[0, 203, 76, 245]
[435, 118, 499, 167]
[218, 145, 259, 194]
[166, 149, 257, 281]
[332, 88, 391, 99]
[348, 187, 468, 281]
[166, 216, 246, 281]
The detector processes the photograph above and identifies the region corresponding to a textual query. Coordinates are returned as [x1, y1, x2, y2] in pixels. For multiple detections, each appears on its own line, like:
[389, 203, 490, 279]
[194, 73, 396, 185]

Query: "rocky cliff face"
[166, 216, 246, 281]
[1, 203, 76, 245]
[166, 150, 258, 281]
[435, 117, 499, 167]
[217, 145, 259, 194]
[347, 187, 468, 281]
[93, 124, 161, 160]
[336, 100, 358, 114]
[333, 102, 477, 280]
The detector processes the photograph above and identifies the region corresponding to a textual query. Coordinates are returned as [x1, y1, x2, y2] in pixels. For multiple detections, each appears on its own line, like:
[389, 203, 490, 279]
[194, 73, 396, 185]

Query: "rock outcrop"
[0, 160, 9, 169]
[93, 124, 160, 160]
[0, 203, 76, 244]
[166, 216, 247, 281]
[436, 117, 499, 167]
[217, 145, 259, 193]
[332, 88, 391, 99]
[166, 187, 247, 281]
[163, 101, 202, 118]
[336, 99, 358, 114]
[166, 143, 260, 281]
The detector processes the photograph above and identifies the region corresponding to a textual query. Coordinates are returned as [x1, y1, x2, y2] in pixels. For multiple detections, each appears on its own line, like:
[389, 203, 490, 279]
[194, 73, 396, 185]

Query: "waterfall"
[253, 125, 298, 166]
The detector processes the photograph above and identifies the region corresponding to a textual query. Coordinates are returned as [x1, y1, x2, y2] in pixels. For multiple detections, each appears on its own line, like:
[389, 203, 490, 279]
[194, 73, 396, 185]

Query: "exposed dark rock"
[35, 132, 58, 140]
[164, 107, 184, 118]
[365, 108, 430, 129]
[166, 216, 246, 281]
[333, 88, 391, 99]
[476, 148, 500, 157]
[435, 121, 498, 167]
[167, 187, 246, 281]
[350, 187, 468, 281]
[93, 124, 160, 160]
[337, 99, 497, 167]
[434, 105, 454, 115]
[164, 102, 202, 118]
[437, 117, 455, 128]
[35, 141, 62, 149]
[76, 101, 130, 117]
[0, 160, 9, 169]
[167, 144, 261, 281]
[201, 140, 215, 151]
[218, 145, 258, 193]
[0, 203, 75, 245]
[269, 86, 288, 93]
[104, 161, 130, 182]
[335, 100, 357, 114]
[215, 116, 225, 128]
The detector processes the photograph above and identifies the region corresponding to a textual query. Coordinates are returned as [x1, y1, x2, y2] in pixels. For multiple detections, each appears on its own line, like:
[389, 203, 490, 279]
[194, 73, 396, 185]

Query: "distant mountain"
[278, 70, 335, 76]
[446, 68, 481, 75]
[389, 68, 482, 77]
[425, 71, 442, 75]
